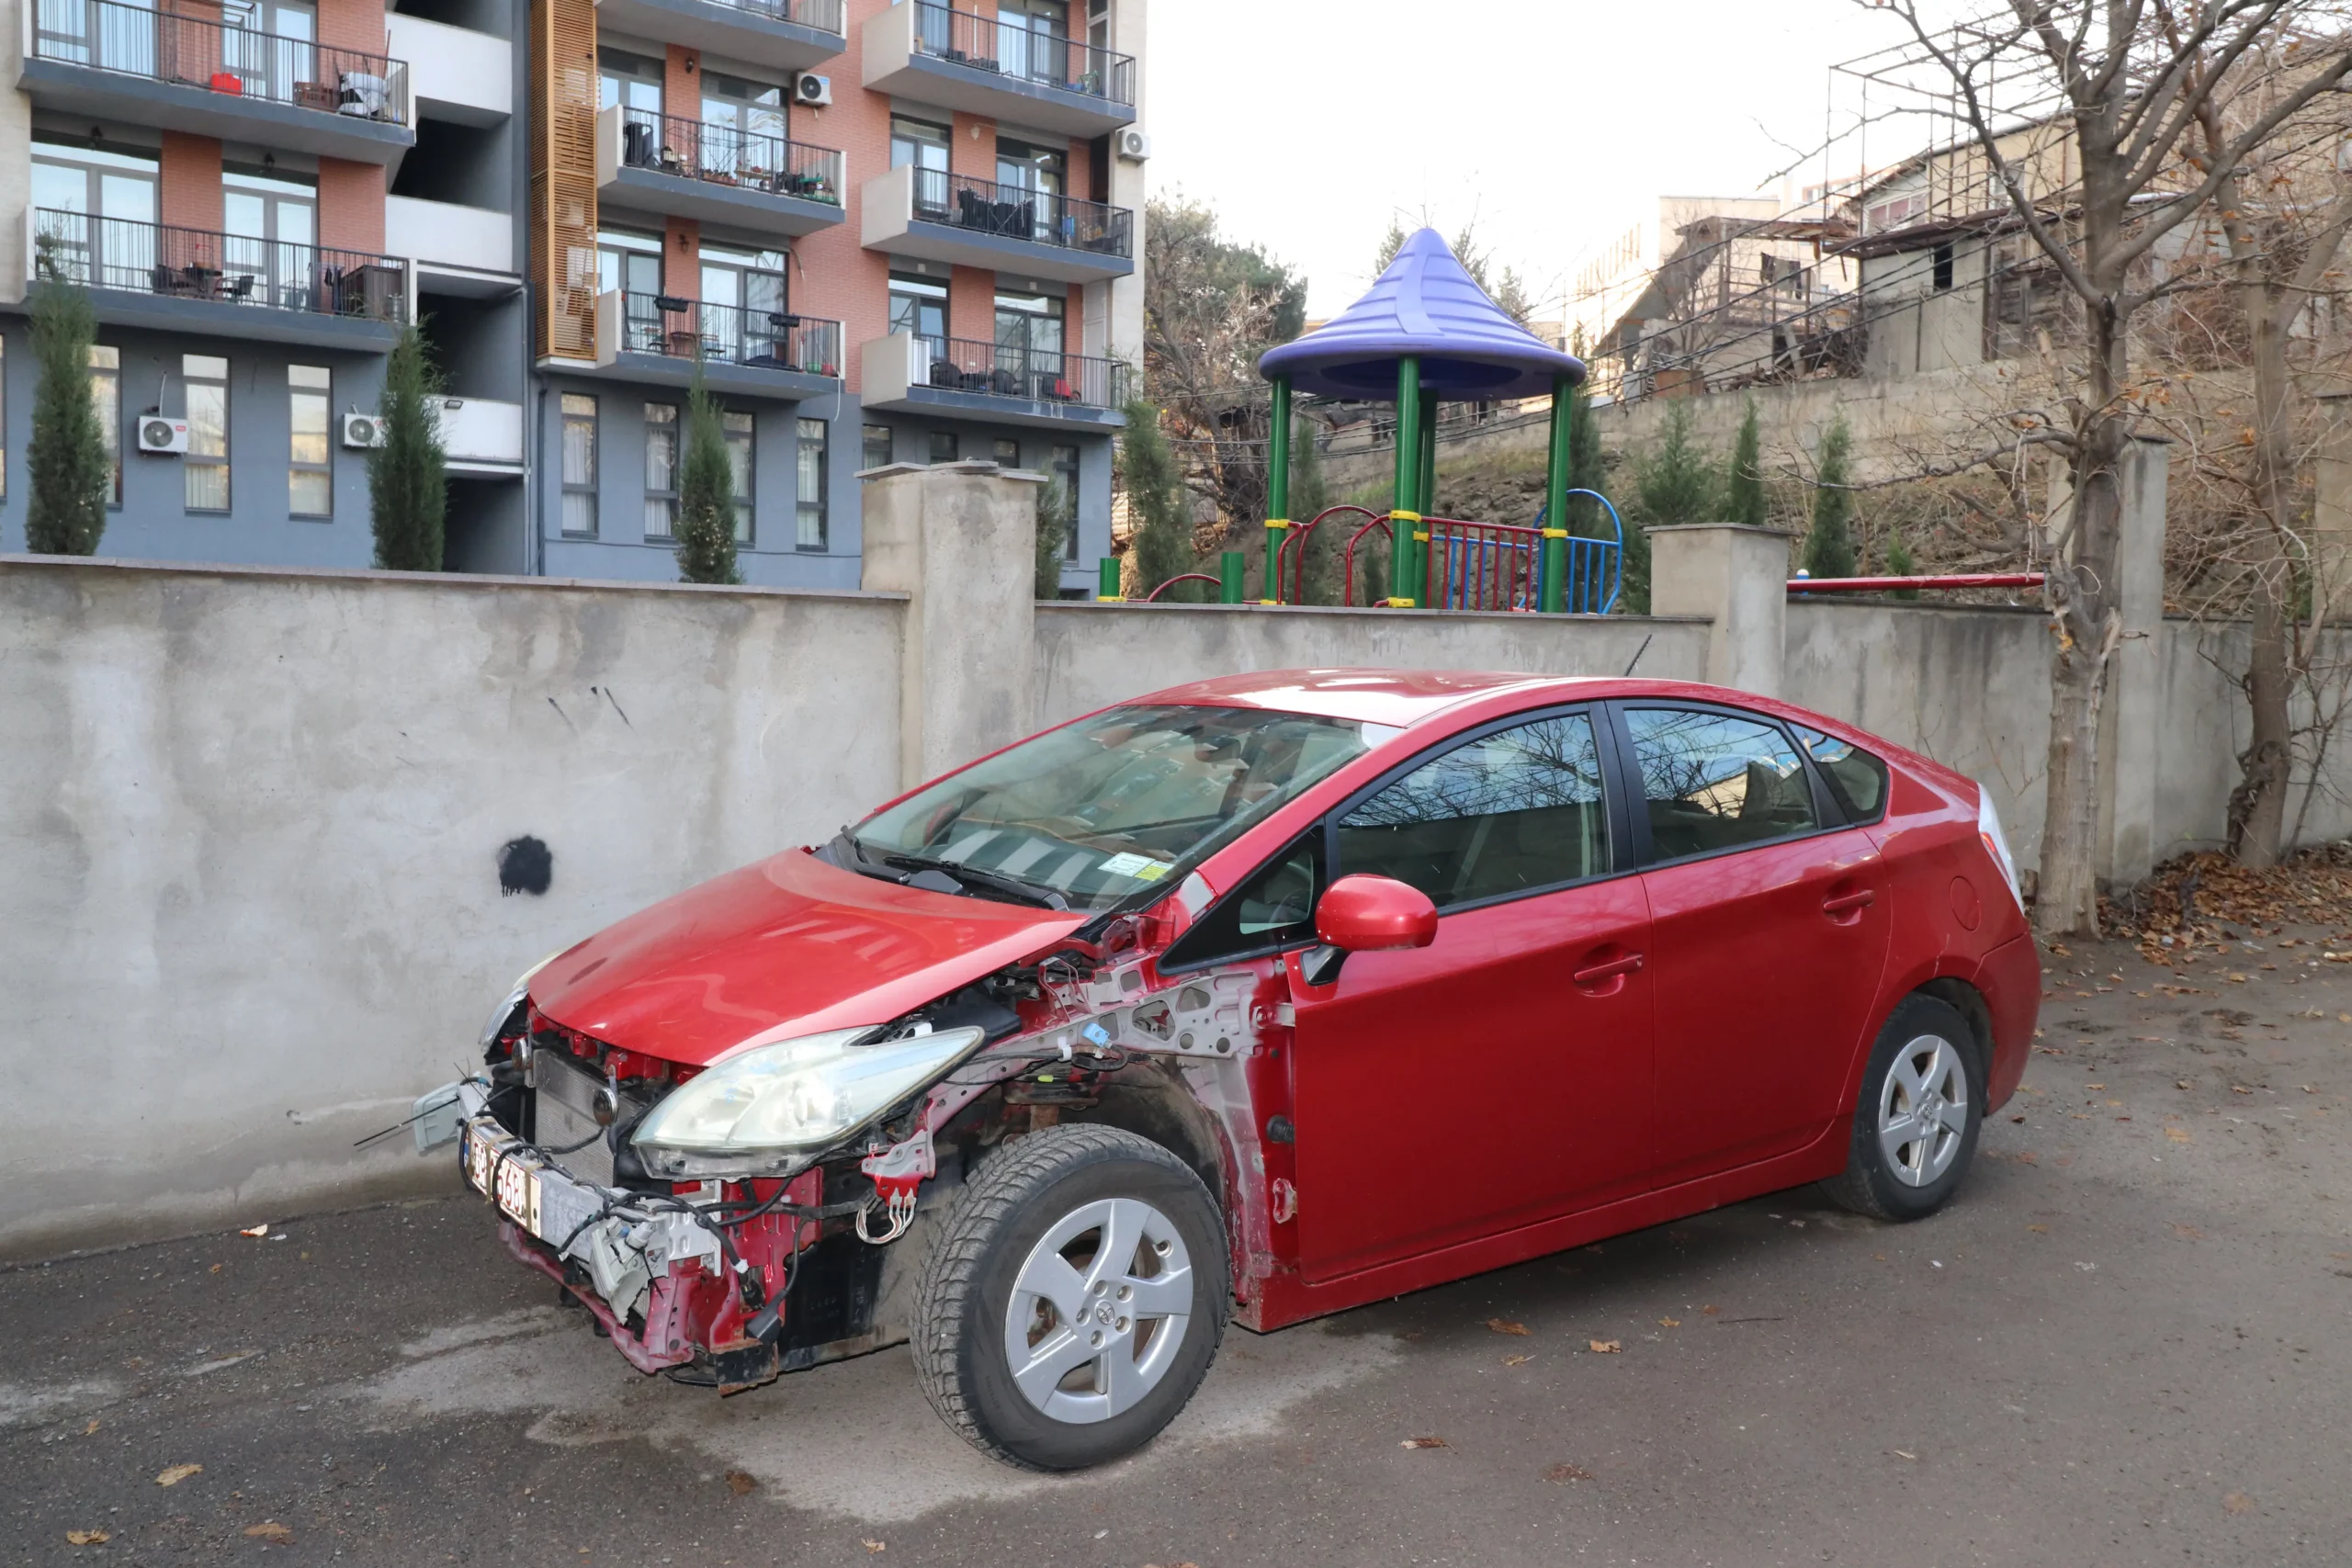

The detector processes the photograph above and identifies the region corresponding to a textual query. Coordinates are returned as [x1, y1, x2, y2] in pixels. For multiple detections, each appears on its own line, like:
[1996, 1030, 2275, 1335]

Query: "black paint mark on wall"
[498, 837, 553, 897]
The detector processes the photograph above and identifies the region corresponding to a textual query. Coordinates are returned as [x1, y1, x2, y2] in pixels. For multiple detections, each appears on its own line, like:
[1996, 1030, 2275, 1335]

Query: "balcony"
[386, 13, 508, 126]
[862, 165, 1131, 285]
[588, 291, 842, 400]
[860, 332, 1127, 432]
[387, 197, 516, 296]
[23, 0, 413, 164]
[592, 0, 842, 73]
[862, 0, 1134, 137]
[30, 209, 406, 350]
[595, 107, 844, 237]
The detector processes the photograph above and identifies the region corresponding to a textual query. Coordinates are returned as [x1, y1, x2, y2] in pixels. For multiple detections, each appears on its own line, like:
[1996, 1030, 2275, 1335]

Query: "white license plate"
[462, 1122, 540, 1235]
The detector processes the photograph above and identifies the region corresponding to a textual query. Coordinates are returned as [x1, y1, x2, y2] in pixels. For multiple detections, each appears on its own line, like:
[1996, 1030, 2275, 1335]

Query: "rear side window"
[1624, 707, 1816, 862]
[1790, 722, 1889, 821]
[1337, 712, 1608, 909]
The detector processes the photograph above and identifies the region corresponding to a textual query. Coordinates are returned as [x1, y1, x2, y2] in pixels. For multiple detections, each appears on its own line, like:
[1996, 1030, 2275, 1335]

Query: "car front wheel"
[912, 1124, 1228, 1470]
[1822, 995, 1984, 1221]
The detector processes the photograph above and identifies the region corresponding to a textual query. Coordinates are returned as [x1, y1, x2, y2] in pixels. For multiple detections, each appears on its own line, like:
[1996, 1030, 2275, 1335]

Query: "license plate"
[462, 1122, 540, 1235]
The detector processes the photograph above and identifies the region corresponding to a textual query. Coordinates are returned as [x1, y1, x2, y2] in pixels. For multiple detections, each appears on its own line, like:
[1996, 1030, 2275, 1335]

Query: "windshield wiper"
[833, 831, 1069, 910]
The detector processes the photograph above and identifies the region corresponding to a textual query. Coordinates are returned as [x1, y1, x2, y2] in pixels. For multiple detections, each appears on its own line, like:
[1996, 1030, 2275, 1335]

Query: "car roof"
[1130, 669, 1584, 728]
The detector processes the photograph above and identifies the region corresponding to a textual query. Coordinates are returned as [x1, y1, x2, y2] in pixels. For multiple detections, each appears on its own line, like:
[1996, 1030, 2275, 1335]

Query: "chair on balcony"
[955, 186, 991, 231]
[338, 73, 390, 119]
[929, 357, 961, 389]
[221, 272, 256, 303]
[622, 118, 658, 168]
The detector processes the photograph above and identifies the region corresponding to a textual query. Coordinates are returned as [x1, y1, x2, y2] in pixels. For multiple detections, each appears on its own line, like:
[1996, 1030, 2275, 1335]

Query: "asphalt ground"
[7, 931, 2350, 1567]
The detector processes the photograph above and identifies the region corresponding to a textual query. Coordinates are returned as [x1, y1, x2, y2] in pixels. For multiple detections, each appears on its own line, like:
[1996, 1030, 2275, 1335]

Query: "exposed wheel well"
[1913, 977, 1995, 1086]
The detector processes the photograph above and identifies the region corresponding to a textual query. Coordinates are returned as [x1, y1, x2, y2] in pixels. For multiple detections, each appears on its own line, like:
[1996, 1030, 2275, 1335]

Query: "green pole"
[1263, 376, 1292, 603]
[1390, 355, 1421, 606]
[1219, 549, 1245, 604]
[1097, 556, 1123, 602]
[1417, 399, 1437, 606]
[1541, 373, 1572, 613]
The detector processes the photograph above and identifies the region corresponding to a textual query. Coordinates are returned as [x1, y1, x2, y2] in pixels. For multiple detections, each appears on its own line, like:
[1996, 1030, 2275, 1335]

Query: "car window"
[1161, 829, 1324, 971]
[1337, 712, 1608, 909]
[1789, 722, 1889, 821]
[1624, 706, 1818, 862]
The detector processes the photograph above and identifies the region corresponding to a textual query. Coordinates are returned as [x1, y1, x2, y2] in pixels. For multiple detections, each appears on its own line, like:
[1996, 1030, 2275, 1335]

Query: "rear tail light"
[1976, 786, 2023, 913]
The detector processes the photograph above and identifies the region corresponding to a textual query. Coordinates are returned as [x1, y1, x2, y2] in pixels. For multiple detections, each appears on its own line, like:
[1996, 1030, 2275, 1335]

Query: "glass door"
[225, 0, 314, 102]
[1000, 0, 1068, 87]
[701, 243, 788, 364]
[30, 144, 157, 291]
[994, 288, 1063, 397]
[598, 228, 664, 350]
[222, 167, 315, 309]
[994, 139, 1065, 243]
[701, 71, 786, 185]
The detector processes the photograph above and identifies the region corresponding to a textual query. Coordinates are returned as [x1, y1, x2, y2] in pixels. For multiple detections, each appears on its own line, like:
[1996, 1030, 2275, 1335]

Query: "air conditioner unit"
[1115, 129, 1150, 162]
[793, 72, 832, 107]
[137, 416, 189, 455]
[343, 412, 386, 449]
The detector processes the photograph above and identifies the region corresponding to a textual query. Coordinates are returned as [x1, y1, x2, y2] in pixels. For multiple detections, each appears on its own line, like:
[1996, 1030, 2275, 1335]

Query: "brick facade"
[159, 134, 223, 232]
[318, 159, 385, 254]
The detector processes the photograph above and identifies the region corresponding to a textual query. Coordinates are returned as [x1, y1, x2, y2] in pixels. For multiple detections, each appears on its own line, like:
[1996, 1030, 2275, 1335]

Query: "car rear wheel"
[912, 1124, 1228, 1471]
[1821, 995, 1984, 1221]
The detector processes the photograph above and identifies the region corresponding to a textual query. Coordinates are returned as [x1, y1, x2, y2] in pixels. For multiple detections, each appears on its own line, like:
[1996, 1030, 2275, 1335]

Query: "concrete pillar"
[859, 460, 1046, 789]
[2313, 391, 2352, 626]
[1645, 524, 1792, 695]
[2097, 435, 2170, 886]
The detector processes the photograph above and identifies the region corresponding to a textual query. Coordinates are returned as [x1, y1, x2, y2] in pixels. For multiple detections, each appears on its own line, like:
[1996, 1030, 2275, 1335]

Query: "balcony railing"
[703, 0, 843, 29]
[33, 209, 409, 323]
[910, 170, 1130, 260]
[908, 0, 1133, 105]
[31, 0, 411, 124]
[912, 334, 1127, 409]
[617, 108, 842, 205]
[620, 292, 842, 377]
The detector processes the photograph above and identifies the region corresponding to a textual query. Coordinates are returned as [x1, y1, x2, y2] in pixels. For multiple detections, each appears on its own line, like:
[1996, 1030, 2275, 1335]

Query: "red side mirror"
[1315, 874, 1438, 953]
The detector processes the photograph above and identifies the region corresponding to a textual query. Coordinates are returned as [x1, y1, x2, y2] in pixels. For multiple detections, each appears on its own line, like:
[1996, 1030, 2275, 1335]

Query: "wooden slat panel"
[530, 0, 597, 361]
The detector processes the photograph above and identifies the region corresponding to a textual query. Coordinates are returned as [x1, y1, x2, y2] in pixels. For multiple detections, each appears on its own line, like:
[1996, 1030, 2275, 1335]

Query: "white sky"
[1146, 0, 1920, 318]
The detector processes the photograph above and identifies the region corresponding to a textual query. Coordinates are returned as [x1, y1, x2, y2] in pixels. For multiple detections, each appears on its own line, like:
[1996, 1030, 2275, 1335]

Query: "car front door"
[1615, 704, 1893, 1185]
[1283, 707, 1657, 1285]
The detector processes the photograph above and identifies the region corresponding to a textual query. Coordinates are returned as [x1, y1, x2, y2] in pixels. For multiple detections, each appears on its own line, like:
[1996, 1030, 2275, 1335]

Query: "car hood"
[528, 848, 1087, 1066]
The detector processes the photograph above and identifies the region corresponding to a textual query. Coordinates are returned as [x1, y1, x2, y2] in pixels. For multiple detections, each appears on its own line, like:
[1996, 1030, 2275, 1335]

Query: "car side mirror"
[1300, 875, 1437, 986]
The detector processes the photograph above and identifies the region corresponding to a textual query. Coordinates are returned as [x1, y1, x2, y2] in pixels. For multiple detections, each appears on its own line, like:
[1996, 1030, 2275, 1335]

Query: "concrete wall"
[0, 558, 904, 1258]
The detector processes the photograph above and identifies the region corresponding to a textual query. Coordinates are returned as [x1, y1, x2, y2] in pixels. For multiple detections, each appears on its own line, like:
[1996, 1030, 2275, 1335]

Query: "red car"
[438, 671, 2038, 1471]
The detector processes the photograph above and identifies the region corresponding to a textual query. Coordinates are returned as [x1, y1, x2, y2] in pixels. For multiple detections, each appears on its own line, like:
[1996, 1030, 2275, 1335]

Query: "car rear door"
[1612, 702, 1892, 1185]
[1283, 705, 1657, 1285]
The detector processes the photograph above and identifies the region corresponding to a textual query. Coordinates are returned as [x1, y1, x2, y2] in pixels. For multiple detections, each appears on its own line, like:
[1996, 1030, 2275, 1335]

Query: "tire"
[911, 1124, 1228, 1471]
[1821, 995, 1985, 1221]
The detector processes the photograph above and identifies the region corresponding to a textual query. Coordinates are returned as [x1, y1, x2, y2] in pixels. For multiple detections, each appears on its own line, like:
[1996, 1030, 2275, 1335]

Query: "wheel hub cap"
[1002, 1196, 1193, 1425]
[1878, 1035, 1967, 1188]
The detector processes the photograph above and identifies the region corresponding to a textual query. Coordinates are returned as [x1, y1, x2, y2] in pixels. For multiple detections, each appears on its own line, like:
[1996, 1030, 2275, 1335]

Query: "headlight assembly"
[629, 1025, 987, 1178]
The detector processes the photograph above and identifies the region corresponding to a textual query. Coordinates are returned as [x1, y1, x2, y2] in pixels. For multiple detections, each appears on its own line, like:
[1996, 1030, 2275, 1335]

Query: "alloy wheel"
[1878, 1034, 1969, 1187]
[1001, 1196, 1193, 1424]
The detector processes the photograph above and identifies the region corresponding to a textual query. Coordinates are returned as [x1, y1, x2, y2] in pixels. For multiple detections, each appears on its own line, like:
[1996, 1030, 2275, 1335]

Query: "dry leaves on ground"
[2223, 1492, 2255, 1515]
[1589, 1339, 1622, 1354]
[243, 1522, 294, 1543]
[1501, 1353, 1532, 1366]
[155, 1463, 202, 1487]
[1657, 1316, 1681, 1327]
[861, 1540, 887, 1553]
[2111, 844, 2352, 964]
[1399, 1437, 1448, 1450]
[239, 1224, 270, 1238]
[724, 1470, 757, 1495]
[1487, 1318, 1529, 1335]
[1543, 1463, 1593, 1483]
[66, 1530, 109, 1546]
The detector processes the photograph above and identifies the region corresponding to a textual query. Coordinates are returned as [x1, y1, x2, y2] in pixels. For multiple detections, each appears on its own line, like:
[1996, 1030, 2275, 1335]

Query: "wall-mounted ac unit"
[343, 412, 387, 449]
[794, 73, 831, 107]
[1115, 129, 1150, 162]
[137, 416, 189, 455]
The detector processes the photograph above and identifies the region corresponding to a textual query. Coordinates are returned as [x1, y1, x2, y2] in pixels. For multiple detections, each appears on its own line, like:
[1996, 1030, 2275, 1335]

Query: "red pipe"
[1789, 573, 2045, 593]
[1144, 572, 1224, 602]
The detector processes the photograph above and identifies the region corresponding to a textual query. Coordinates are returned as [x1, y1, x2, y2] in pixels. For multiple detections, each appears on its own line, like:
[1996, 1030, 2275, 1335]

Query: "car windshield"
[850, 704, 1385, 911]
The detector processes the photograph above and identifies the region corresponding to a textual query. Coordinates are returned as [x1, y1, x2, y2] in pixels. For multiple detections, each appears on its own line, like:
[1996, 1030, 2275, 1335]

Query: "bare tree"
[1874, 0, 2352, 933]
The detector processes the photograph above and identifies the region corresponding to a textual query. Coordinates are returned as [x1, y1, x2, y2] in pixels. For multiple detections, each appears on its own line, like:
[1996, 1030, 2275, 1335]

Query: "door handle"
[1822, 887, 1877, 916]
[1572, 952, 1645, 986]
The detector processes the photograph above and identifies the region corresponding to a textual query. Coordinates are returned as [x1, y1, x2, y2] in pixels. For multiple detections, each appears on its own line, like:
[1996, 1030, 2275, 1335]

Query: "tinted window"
[1790, 722, 1889, 820]
[1625, 707, 1817, 861]
[1162, 829, 1323, 970]
[1338, 713, 1607, 908]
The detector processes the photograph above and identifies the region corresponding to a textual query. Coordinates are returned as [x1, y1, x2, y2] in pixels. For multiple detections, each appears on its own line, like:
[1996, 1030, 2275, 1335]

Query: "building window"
[598, 47, 663, 115]
[1932, 243, 1956, 292]
[891, 116, 951, 216]
[993, 436, 1020, 468]
[644, 403, 679, 537]
[927, 430, 959, 464]
[184, 354, 229, 512]
[890, 272, 949, 356]
[797, 417, 827, 550]
[862, 423, 892, 471]
[1053, 443, 1080, 560]
[288, 365, 331, 518]
[560, 393, 598, 536]
[90, 345, 119, 504]
[598, 228, 664, 351]
[725, 410, 753, 544]
[29, 139, 158, 292]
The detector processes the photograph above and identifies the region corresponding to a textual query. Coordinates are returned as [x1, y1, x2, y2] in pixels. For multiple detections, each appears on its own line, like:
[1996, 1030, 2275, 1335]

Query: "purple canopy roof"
[1258, 227, 1586, 401]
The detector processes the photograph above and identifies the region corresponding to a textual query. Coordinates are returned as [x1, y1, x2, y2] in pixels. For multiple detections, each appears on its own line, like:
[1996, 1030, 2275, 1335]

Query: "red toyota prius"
[435, 671, 2038, 1471]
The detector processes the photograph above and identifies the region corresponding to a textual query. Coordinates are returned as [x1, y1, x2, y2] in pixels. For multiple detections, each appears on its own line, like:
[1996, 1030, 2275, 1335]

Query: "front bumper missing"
[461, 1114, 782, 1391]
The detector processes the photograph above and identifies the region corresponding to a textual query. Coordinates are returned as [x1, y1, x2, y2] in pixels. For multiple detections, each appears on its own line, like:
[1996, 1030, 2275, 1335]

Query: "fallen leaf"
[83, 1419, 98, 1435]
[2233, 1086, 2255, 1095]
[724, 1470, 757, 1495]
[2223, 1492, 2254, 1515]
[1487, 1317, 1529, 1336]
[66, 1530, 109, 1546]
[1501, 1353, 1532, 1366]
[1657, 1316, 1681, 1327]
[1400, 1436, 1448, 1449]
[861, 1540, 887, 1553]
[2166, 1126, 2193, 1144]
[1589, 1338, 1622, 1354]
[1893, 1450, 1918, 1461]
[2174, 1224, 2205, 1240]
[2028, 1224, 2049, 1233]
[240, 1224, 269, 1238]
[1543, 1462, 1593, 1482]
[1702, 1304, 1722, 1316]
[156, 1462, 203, 1486]
[244, 1522, 294, 1543]
[2011, 1113, 2026, 1122]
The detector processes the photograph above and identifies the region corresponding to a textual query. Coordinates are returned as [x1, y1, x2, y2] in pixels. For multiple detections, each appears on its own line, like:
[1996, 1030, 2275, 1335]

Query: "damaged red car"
[425, 670, 2039, 1471]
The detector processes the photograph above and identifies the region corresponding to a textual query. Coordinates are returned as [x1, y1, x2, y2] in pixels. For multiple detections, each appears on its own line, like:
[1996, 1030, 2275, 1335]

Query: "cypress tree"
[1884, 524, 1918, 600]
[1286, 412, 1343, 605]
[1120, 399, 1193, 600]
[368, 324, 447, 570]
[25, 278, 110, 556]
[1564, 377, 1607, 536]
[1034, 472, 1072, 599]
[1626, 400, 1719, 615]
[1725, 397, 1766, 528]
[1803, 417, 1858, 580]
[673, 369, 740, 585]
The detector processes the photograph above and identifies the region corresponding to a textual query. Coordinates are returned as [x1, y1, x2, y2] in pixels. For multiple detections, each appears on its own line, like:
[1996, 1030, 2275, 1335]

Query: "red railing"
[1790, 573, 2045, 593]
[1272, 504, 1382, 604]
[1144, 573, 1223, 602]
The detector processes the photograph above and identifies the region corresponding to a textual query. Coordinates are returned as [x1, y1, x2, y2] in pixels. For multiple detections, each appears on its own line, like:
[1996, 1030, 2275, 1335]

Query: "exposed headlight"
[1976, 786, 2024, 913]
[481, 950, 563, 1049]
[631, 1026, 988, 1163]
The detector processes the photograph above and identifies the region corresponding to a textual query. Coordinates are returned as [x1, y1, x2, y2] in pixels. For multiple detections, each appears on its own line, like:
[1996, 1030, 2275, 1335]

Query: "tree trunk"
[2226, 254, 2299, 867]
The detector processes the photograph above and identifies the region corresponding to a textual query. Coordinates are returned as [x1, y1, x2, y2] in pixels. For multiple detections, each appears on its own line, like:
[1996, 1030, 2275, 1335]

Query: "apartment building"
[0, 0, 1146, 590]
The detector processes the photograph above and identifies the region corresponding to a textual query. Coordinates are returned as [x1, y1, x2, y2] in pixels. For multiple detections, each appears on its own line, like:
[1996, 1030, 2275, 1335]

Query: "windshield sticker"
[1099, 852, 1175, 881]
